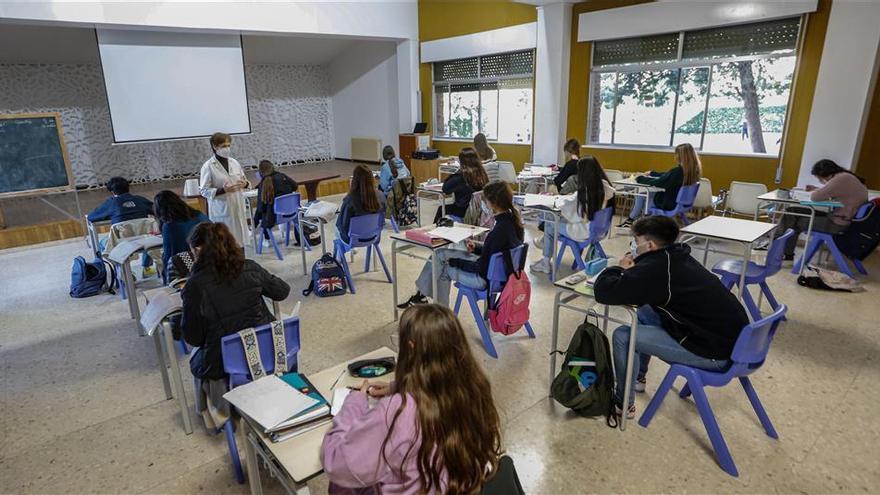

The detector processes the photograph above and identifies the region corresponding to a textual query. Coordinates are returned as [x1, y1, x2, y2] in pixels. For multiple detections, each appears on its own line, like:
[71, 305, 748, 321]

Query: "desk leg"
[319, 220, 328, 255]
[702, 237, 711, 266]
[739, 244, 752, 321]
[800, 207, 816, 276]
[304, 183, 319, 202]
[643, 191, 650, 216]
[123, 262, 140, 323]
[550, 213, 559, 282]
[550, 291, 563, 393]
[392, 241, 400, 321]
[242, 420, 264, 495]
[416, 193, 423, 227]
[431, 251, 440, 307]
[152, 329, 173, 400]
[621, 308, 638, 432]
[162, 321, 193, 434]
[298, 217, 307, 275]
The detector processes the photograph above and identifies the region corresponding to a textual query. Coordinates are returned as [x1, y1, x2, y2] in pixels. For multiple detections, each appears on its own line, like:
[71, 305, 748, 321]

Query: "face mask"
[215, 146, 231, 158]
[630, 239, 649, 258]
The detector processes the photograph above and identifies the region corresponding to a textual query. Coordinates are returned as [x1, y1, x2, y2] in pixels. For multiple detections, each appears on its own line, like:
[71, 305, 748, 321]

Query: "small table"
[416, 185, 447, 226]
[291, 171, 342, 202]
[755, 189, 842, 276]
[390, 234, 452, 320]
[517, 168, 558, 193]
[239, 347, 396, 495]
[550, 273, 639, 431]
[612, 177, 666, 217]
[106, 235, 164, 326]
[438, 163, 459, 180]
[680, 216, 776, 308]
[515, 196, 561, 282]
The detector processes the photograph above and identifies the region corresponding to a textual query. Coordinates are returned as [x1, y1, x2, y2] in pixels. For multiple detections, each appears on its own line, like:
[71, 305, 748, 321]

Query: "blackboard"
[0, 113, 73, 198]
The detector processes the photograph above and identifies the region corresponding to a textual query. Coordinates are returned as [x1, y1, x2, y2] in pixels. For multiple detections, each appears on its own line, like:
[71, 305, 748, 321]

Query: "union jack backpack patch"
[303, 253, 348, 297]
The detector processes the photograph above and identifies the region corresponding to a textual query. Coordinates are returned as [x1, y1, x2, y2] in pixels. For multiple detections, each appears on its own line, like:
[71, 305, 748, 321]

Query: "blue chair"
[553, 206, 613, 274]
[647, 182, 701, 225]
[712, 229, 793, 321]
[792, 203, 871, 278]
[453, 244, 536, 358]
[256, 192, 310, 261]
[638, 304, 787, 477]
[196, 317, 301, 484]
[332, 213, 392, 294]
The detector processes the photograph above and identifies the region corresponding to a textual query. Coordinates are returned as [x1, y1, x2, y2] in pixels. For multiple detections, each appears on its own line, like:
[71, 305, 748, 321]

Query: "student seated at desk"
[88, 176, 156, 275]
[619, 143, 701, 227]
[378, 145, 410, 195]
[529, 157, 616, 274]
[434, 148, 489, 224]
[153, 190, 209, 284]
[593, 216, 749, 419]
[253, 159, 299, 240]
[337, 164, 386, 243]
[181, 222, 290, 426]
[474, 133, 499, 182]
[772, 159, 868, 260]
[553, 138, 581, 194]
[400, 181, 523, 308]
[322, 304, 502, 495]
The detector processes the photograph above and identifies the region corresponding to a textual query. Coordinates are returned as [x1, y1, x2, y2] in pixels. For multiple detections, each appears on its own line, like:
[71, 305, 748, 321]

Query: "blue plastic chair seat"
[711, 260, 766, 284]
[646, 182, 700, 225]
[552, 206, 614, 276]
[332, 212, 392, 293]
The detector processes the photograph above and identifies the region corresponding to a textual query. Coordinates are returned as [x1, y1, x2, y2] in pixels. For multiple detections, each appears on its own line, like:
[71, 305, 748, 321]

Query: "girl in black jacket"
[553, 138, 581, 191]
[435, 147, 489, 224]
[181, 222, 290, 381]
[254, 160, 299, 233]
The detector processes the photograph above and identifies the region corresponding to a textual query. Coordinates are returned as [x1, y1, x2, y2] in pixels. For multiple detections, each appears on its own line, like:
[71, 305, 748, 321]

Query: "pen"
[329, 369, 346, 391]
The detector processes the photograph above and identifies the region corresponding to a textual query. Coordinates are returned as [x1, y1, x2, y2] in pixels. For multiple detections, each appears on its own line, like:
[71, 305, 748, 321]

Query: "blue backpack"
[70, 256, 116, 298]
[302, 253, 347, 297]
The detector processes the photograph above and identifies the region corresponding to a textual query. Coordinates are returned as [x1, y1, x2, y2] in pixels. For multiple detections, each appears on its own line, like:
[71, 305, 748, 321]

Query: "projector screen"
[96, 29, 251, 143]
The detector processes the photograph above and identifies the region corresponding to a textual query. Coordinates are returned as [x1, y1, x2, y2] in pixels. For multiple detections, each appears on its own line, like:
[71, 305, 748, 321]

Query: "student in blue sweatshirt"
[399, 181, 524, 307]
[377, 145, 410, 195]
[153, 190, 209, 284]
[88, 177, 156, 273]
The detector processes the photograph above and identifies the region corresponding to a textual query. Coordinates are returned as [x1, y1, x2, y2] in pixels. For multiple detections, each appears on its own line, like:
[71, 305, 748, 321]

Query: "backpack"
[833, 199, 880, 261]
[488, 248, 531, 335]
[302, 253, 347, 297]
[389, 177, 418, 228]
[301, 223, 322, 247]
[550, 317, 615, 423]
[70, 256, 117, 298]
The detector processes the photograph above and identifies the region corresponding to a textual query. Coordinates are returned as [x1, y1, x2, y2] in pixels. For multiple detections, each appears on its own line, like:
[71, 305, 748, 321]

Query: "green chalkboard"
[0, 113, 73, 198]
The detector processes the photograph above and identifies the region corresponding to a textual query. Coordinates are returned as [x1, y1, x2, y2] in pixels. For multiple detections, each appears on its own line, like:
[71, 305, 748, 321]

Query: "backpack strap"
[270, 320, 288, 376]
[239, 327, 267, 380]
[302, 280, 315, 296]
[101, 258, 118, 295]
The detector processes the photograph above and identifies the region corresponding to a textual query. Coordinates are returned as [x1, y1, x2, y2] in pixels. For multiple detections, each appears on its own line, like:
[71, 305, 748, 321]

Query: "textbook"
[223, 374, 328, 435]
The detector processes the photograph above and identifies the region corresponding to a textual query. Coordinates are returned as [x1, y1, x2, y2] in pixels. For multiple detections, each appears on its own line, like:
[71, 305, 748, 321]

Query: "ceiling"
[0, 22, 372, 65]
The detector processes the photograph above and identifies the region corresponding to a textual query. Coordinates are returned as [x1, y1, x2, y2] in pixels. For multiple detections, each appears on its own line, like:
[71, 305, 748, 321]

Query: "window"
[589, 17, 801, 156]
[433, 50, 534, 144]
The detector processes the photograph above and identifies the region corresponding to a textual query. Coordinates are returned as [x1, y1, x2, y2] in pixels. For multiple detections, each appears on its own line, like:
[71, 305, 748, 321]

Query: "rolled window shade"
[434, 57, 479, 82]
[593, 33, 679, 68]
[498, 77, 533, 90]
[682, 17, 801, 60]
[479, 50, 535, 78]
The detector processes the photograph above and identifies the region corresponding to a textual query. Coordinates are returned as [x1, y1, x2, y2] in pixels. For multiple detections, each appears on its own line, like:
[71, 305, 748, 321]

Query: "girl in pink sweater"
[321, 304, 502, 495]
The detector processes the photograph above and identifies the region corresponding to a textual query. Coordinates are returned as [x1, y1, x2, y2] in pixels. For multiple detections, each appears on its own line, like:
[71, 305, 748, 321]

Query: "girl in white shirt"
[530, 156, 615, 274]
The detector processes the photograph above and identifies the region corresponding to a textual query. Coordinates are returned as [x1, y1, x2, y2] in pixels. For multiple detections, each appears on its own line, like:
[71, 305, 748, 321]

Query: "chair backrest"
[588, 206, 614, 241]
[496, 161, 518, 183]
[274, 192, 302, 217]
[727, 181, 767, 215]
[604, 169, 625, 183]
[486, 244, 527, 293]
[693, 178, 714, 209]
[854, 202, 872, 220]
[107, 217, 160, 251]
[730, 304, 786, 372]
[347, 212, 384, 247]
[764, 228, 795, 276]
[675, 182, 701, 210]
[221, 317, 301, 389]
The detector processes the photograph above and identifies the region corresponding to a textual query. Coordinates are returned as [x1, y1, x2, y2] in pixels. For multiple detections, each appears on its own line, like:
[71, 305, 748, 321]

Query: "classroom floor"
[2, 196, 879, 494]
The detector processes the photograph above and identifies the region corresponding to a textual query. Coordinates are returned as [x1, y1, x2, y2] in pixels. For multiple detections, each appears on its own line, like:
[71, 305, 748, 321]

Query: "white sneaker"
[530, 258, 551, 274]
[531, 235, 544, 249]
[634, 376, 646, 393]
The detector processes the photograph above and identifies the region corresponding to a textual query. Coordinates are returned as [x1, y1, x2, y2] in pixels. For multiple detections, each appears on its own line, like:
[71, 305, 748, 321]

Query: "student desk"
[416, 184, 448, 226]
[550, 273, 639, 431]
[755, 189, 843, 276]
[612, 177, 665, 217]
[514, 195, 561, 282]
[517, 167, 558, 193]
[290, 171, 342, 202]
[389, 234, 452, 320]
[106, 234, 164, 327]
[680, 216, 776, 308]
[239, 347, 396, 495]
[85, 217, 111, 257]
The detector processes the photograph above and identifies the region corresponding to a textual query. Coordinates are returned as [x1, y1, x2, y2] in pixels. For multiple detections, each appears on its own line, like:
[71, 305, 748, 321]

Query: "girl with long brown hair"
[435, 147, 490, 223]
[619, 142, 702, 227]
[253, 160, 298, 236]
[401, 181, 524, 307]
[336, 164, 386, 243]
[322, 304, 503, 494]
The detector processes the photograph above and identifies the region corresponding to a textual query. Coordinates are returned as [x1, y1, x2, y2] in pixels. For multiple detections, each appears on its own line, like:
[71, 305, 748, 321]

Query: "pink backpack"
[488, 252, 531, 335]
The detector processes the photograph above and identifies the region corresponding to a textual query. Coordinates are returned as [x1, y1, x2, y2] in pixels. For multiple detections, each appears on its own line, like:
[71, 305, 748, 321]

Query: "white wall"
[0, 1, 418, 41]
[420, 22, 537, 63]
[798, 0, 880, 186]
[533, 3, 572, 166]
[329, 41, 399, 160]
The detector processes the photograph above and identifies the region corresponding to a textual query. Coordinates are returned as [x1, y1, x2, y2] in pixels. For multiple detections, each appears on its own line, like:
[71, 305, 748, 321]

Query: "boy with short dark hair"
[87, 177, 154, 225]
[594, 216, 749, 419]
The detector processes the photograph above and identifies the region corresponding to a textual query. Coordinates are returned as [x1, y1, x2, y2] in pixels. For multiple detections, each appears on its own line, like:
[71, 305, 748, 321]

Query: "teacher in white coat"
[199, 132, 250, 246]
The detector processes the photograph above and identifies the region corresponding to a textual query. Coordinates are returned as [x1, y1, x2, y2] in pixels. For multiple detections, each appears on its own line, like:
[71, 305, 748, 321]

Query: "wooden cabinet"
[410, 158, 454, 184]
[398, 133, 431, 169]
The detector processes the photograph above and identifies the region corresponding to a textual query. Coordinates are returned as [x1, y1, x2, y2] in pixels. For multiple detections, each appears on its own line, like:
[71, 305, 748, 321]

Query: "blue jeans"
[542, 221, 569, 258]
[628, 192, 654, 219]
[415, 247, 486, 307]
[612, 306, 729, 407]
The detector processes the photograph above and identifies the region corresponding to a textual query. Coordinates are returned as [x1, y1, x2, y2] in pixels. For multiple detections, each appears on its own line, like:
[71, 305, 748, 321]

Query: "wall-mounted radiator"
[350, 137, 382, 162]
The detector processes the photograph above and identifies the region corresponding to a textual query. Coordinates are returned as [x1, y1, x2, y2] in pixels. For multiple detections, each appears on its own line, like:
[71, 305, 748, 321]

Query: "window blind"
[682, 17, 801, 60]
[479, 50, 534, 78]
[593, 33, 679, 68]
[434, 57, 479, 82]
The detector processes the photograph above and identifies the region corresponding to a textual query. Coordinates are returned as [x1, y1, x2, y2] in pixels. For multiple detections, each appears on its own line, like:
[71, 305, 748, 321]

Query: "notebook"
[223, 374, 325, 434]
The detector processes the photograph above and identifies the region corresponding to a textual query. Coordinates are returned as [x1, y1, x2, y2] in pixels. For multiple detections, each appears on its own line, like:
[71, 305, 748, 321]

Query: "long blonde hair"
[675, 143, 701, 186]
[473, 133, 495, 162]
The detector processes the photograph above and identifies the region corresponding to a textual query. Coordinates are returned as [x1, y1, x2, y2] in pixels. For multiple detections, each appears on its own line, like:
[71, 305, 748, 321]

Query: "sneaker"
[531, 235, 544, 249]
[617, 218, 634, 228]
[634, 376, 646, 393]
[615, 403, 636, 420]
[142, 265, 157, 278]
[396, 293, 427, 309]
[753, 240, 770, 251]
[530, 258, 552, 274]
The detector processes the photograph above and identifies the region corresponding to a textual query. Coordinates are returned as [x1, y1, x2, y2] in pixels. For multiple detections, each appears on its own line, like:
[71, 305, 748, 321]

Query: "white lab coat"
[199, 155, 250, 246]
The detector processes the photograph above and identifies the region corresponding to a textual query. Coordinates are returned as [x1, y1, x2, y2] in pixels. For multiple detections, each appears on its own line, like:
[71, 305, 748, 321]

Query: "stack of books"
[223, 373, 331, 443]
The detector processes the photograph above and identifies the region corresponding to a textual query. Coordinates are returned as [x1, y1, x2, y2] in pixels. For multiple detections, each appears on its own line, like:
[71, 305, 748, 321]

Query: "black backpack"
[70, 256, 117, 298]
[302, 253, 347, 297]
[833, 200, 880, 260]
[551, 317, 615, 424]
